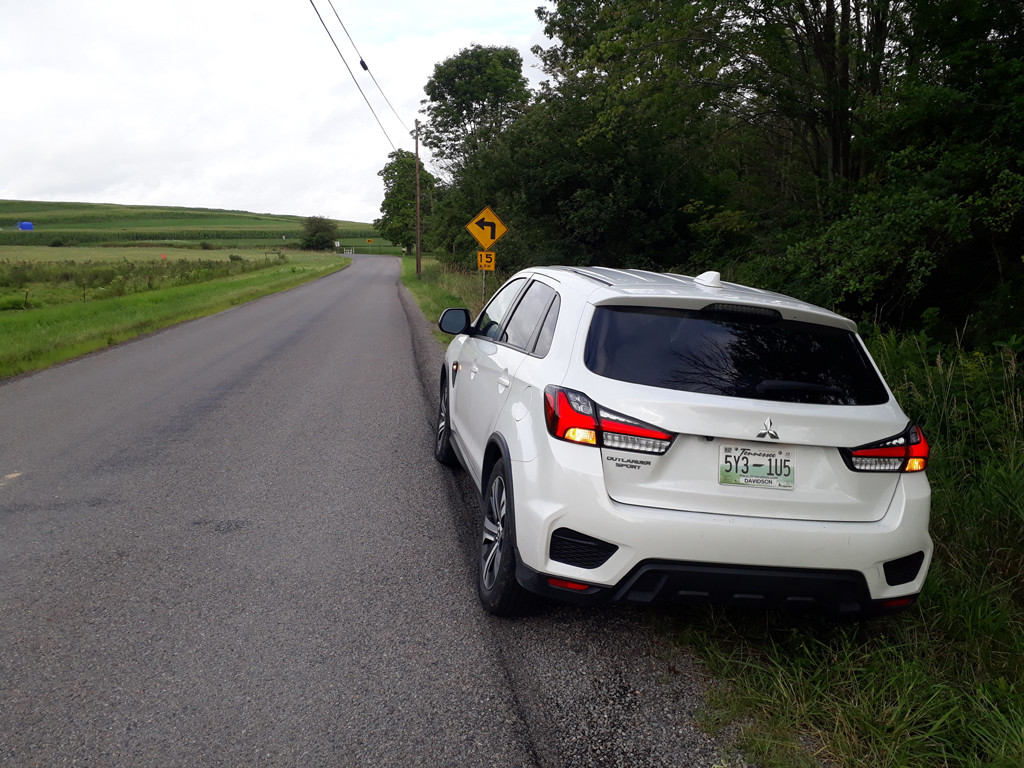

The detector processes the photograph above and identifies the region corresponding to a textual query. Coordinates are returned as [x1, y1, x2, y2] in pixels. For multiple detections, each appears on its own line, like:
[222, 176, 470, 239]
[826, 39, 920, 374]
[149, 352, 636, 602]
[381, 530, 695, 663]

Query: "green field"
[0, 200, 381, 377]
[0, 200, 384, 248]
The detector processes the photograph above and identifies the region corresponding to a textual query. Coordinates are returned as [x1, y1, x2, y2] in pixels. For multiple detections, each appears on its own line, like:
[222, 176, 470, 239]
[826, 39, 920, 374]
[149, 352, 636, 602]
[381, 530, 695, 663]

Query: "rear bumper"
[509, 446, 933, 605]
[517, 558, 919, 615]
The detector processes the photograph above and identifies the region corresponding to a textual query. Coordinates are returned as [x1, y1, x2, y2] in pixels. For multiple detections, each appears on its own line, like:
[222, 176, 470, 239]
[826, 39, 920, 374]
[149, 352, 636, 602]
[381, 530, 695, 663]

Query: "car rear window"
[584, 306, 889, 405]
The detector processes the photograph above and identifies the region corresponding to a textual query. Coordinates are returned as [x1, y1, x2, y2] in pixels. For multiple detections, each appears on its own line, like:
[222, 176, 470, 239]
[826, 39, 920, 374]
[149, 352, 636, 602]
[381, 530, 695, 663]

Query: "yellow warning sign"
[477, 251, 496, 271]
[466, 206, 507, 250]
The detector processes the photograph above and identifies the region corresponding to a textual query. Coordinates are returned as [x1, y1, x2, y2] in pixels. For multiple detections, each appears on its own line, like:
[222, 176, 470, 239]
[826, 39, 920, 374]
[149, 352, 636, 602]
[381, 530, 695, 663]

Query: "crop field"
[0, 200, 365, 377]
[0, 200, 378, 247]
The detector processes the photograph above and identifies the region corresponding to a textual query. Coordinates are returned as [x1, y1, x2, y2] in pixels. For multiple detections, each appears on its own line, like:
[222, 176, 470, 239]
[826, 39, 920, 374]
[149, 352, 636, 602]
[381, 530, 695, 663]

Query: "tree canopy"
[419, 44, 531, 177]
[300, 215, 339, 251]
[374, 149, 435, 253]
[381, 0, 1024, 344]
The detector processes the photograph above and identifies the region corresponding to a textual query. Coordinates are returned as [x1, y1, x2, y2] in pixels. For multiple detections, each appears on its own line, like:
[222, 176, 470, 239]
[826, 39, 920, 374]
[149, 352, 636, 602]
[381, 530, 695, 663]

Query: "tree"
[534, 0, 914, 188]
[300, 215, 339, 251]
[415, 0, 1024, 337]
[374, 149, 435, 253]
[419, 44, 531, 176]
[422, 71, 727, 274]
[791, 0, 1024, 332]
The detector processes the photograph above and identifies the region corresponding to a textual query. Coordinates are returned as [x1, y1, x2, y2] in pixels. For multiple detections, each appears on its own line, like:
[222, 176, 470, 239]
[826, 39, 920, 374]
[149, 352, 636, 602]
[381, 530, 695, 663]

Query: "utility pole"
[415, 119, 422, 278]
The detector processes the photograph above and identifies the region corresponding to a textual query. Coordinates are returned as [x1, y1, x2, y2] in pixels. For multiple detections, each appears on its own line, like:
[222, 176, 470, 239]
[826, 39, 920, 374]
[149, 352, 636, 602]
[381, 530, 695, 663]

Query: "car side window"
[501, 281, 557, 351]
[532, 294, 560, 357]
[475, 278, 526, 340]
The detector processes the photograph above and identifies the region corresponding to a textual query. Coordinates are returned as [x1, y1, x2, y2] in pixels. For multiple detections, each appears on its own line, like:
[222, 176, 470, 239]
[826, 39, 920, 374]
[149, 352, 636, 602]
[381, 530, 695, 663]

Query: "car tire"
[434, 373, 459, 468]
[478, 458, 530, 616]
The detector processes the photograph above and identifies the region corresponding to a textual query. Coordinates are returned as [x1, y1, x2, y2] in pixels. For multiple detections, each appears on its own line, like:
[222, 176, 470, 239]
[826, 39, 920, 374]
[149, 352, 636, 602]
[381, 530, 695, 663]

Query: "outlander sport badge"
[757, 418, 780, 440]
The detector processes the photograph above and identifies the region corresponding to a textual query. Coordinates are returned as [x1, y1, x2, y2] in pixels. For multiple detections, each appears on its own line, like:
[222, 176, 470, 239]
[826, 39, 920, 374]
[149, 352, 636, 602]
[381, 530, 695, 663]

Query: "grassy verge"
[0, 247, 298, 309]
[0, 252, 350, 378]
[400, 255, 507, 343]
[1, 245, 283, 261]
[401, 255, 1024, 768]
[673, 334, 1024, 768]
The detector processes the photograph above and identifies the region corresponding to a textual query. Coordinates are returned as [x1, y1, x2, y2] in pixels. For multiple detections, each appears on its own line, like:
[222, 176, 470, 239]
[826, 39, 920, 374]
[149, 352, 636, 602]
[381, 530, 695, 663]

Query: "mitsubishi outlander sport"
[435, 267, 931, 617]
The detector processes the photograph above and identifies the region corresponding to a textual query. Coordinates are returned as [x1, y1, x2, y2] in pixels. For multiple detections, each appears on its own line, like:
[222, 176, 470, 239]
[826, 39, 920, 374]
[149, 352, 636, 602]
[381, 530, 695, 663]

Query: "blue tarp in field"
[16, 222, 34, 231]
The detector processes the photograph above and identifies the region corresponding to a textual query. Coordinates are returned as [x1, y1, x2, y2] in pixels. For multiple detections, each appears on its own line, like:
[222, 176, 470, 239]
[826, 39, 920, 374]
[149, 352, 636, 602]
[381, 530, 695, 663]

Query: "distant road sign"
[477, 251, 496, 271]
[466, 207, 507, 250]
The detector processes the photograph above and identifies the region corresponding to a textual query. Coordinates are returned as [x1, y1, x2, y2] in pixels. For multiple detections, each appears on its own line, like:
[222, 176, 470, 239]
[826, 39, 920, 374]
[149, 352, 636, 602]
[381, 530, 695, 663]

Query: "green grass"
[401, 255, 1024, 768]
[0, 248, 301, 309]
[0, 199, 380, 248]
[0, 245, 286, 262]
[0, 199, 365, 230]
[401, 255, 506, 342]
[0, 199, 373, 378]
[668, 334, 1024, 768]
[0, 251, 351, 378]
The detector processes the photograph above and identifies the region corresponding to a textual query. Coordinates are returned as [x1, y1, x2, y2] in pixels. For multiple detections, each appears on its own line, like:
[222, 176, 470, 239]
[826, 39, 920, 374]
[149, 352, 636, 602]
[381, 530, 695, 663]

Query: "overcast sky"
[0, 1, 550, 223]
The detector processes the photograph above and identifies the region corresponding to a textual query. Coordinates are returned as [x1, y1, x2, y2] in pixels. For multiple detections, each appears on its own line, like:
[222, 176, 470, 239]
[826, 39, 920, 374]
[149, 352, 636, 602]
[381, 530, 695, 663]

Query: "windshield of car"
[584, 305, 889, 405]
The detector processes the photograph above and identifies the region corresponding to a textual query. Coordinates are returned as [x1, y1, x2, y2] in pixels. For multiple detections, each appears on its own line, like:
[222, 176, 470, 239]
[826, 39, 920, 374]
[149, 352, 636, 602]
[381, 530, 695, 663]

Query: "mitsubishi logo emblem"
[757, 417, 780, 440]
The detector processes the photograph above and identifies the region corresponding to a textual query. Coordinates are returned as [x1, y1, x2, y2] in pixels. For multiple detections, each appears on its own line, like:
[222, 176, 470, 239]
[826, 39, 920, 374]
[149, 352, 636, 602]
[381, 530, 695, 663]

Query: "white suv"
[435, 267, 931, 617]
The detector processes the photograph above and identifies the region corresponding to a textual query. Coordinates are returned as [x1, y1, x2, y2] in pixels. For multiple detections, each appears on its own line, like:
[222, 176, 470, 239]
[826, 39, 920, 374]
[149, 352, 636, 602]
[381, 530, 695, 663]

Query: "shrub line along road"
[0, 254, 732, 767]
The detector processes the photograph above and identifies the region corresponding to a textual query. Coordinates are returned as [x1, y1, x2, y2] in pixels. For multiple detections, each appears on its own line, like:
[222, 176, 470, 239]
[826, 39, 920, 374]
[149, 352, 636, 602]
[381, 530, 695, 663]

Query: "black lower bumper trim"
[615, 561, 875, 614]
[516, 559, 917, 615]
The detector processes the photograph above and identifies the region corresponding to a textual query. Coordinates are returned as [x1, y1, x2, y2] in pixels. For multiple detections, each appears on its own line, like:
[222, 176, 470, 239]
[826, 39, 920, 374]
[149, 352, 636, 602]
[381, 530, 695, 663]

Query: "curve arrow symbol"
[475, 218, 497, 240]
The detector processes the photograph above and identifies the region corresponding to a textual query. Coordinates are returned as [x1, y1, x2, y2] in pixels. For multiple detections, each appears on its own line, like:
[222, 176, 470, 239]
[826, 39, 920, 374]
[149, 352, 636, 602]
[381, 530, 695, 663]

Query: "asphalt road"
[0, 254, 735, 767]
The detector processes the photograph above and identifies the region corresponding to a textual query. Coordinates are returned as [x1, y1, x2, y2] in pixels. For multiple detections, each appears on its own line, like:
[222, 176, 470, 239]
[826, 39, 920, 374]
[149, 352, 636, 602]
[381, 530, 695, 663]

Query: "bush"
[0, 264, 32, 288]
[300, 215, 339, 251]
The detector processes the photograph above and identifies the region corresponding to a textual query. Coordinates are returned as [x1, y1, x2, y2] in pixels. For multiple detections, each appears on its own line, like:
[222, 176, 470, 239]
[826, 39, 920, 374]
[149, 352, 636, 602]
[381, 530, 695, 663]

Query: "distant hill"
[0, 200, 376, 247]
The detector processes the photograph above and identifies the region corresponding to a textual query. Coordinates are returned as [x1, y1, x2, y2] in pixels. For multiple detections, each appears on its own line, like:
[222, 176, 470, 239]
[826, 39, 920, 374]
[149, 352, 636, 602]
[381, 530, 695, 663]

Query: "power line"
[323, 0, 410, 134]
[307, 0, 396, 151]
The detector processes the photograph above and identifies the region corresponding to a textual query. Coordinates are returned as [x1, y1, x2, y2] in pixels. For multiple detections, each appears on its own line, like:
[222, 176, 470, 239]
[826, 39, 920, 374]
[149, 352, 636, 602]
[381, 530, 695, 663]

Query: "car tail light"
[544, 386, 675, 455]
[842, 424, 929, 473]
[544, 387, 599, 445]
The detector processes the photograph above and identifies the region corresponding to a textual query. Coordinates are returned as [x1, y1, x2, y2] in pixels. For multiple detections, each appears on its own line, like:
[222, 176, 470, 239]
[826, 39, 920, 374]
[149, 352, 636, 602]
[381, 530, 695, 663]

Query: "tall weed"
[683, 333, 1024, 767]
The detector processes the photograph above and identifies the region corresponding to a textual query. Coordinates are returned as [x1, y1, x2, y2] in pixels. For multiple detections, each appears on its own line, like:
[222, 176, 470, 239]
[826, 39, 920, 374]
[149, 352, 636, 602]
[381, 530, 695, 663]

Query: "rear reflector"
[881, 597, 915, 610]
[548, 578, 593, 592]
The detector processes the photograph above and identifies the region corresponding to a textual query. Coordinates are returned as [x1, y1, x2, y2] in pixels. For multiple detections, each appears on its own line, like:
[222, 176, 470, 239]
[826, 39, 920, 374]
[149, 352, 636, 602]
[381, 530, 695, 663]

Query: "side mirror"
[438, 307, 472, 335]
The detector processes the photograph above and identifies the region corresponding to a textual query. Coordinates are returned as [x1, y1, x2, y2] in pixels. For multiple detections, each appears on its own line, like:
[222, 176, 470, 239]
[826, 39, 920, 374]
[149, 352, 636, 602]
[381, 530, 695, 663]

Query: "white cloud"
[0, 0, 552, 222]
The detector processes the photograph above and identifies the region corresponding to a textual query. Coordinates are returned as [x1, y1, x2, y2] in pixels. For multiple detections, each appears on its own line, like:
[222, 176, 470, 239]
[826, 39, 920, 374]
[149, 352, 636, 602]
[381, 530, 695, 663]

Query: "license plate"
[719, 444, 795, 490]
